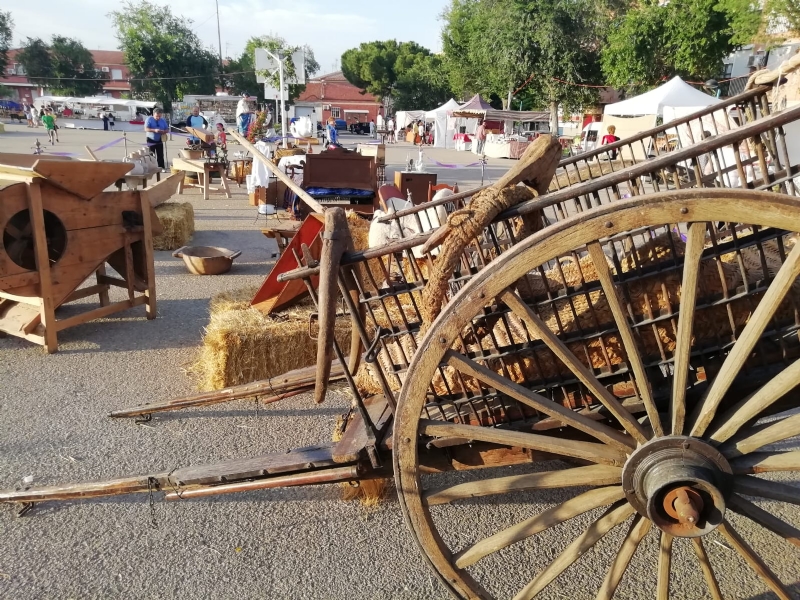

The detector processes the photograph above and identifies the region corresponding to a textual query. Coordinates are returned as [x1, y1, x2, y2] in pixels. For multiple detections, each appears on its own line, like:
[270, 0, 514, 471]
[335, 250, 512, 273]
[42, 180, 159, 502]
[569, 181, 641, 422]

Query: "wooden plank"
[170, 444, 344, 486]
[0, 271, 40, 292]
[33, 159, 133, 200]
[27, 180, 57, 353]
[0, 153, 73, 167]
[228, 130, 326, 213]
[691, 538, 723, 600]
[424, 464, 622, 506]
[596, 515, 651, 600]
[139, 192, 157, 320]
[729, 494, 800, 548]
[419, 420, 627, 466]
[733, 475, 800, 505]
[731, 450, 800, 474]
[54, 296, 146, 332]
[670, 222, 707, 436]
[722, 413, 800, 458]
[587, 242, 663, 437]
[139, 171, 182, 208]
[657, 533, 673, 600]
[332, 396, 392, 463]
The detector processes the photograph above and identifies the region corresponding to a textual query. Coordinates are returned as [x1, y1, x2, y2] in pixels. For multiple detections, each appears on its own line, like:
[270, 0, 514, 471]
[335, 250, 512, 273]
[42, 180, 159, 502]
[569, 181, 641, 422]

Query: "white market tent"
[424, 98, 460, 148]
[604, 76, 720, 116]
[395, 110, 425, 130]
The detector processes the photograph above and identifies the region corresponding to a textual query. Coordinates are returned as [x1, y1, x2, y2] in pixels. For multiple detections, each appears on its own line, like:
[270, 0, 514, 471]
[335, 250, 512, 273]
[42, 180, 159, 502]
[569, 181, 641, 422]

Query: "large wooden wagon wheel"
[395, 189, 800, 599]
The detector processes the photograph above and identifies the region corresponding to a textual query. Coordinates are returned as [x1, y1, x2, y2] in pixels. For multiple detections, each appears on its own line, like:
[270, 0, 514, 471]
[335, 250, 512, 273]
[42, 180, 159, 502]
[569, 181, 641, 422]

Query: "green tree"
[394, 54, 453, 110]
[717, 0, 800, 46]
[0, 83, 13, 98]
[110, 0, 218, 110]
[17, 36, 106, 96]
[442, 0, 604, 133]
[0, 11, 12, 74]
[602, 0, 733, 92]
[341, 40, 432, 100]
[226, 35, 319, 105]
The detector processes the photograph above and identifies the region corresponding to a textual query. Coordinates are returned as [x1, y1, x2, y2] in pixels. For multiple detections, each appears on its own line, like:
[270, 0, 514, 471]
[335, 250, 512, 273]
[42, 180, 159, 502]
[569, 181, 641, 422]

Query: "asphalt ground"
[0, 122, 799, 599]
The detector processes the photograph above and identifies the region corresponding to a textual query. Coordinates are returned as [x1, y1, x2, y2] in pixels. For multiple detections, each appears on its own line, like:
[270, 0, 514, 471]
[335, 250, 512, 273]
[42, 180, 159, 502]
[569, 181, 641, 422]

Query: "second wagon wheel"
[395, 189, 800, 599]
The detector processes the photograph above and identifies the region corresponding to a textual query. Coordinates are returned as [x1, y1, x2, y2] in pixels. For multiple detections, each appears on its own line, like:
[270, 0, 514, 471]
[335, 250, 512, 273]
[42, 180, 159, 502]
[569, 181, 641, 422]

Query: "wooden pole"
[227, 129, 325, 213]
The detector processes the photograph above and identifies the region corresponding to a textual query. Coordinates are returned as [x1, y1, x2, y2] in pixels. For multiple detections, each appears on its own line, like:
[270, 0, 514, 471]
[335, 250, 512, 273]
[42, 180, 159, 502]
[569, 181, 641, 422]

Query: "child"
[216, 122, 227, 149]
[600, 125, 619, 160]
[41, 109, 57, 144]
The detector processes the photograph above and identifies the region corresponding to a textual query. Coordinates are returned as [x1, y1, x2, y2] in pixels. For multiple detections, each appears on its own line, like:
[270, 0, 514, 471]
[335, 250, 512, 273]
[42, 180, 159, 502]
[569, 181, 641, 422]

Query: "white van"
[573, 122, 604, 154]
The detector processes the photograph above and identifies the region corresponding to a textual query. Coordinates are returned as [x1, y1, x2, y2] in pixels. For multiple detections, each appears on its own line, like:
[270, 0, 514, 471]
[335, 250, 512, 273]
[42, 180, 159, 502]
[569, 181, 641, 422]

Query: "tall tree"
[226, 35, 319, 104]
[0, 11, 12, 74]
[110, 0, 218, 110]
[394, 54, 454, 110]
[341, 40, 432, 101]
[442, 0, 604, 133]
[602, 0, 733, 92]
[717, 0, 800, 46]
[18, 36, 106, 96]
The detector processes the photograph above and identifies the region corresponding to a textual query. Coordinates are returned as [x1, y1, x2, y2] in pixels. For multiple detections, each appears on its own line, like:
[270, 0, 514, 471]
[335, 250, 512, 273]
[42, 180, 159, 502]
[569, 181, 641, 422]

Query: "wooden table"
[173, 157, 232, 200]
[227, 157, 253, 187]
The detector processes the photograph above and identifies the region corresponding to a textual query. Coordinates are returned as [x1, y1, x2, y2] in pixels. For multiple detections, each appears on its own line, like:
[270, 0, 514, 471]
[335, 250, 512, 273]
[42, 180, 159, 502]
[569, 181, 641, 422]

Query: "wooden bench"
[173, 157, 232, 200]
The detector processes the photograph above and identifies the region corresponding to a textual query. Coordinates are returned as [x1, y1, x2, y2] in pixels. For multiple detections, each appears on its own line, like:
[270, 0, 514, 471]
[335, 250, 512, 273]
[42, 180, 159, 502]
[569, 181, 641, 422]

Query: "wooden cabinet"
[394, 171, 437, 205]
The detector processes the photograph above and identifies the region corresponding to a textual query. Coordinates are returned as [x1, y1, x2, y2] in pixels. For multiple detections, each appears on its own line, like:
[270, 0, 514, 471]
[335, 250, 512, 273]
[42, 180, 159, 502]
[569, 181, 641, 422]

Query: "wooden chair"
[428, 183, 459, 202]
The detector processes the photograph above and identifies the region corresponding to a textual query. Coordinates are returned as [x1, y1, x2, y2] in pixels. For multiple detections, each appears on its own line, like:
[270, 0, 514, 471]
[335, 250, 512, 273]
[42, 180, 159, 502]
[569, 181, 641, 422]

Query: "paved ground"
[0, 122, 799, 599]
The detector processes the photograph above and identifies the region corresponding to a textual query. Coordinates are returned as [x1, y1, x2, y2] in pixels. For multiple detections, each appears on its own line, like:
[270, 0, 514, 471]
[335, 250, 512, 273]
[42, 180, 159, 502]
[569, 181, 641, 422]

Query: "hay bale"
[153, 202, 195, 251]
[191, 291, 352, 391]
[339, 478, 393, 507]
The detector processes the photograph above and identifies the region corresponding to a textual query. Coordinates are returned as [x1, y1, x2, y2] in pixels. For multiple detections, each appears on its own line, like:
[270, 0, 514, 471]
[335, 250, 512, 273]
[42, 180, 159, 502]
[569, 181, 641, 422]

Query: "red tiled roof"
[297, 72, 379, 104]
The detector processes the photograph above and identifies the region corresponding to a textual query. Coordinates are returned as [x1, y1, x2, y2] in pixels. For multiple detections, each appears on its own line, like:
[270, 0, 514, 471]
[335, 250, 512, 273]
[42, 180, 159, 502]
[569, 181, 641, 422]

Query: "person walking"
[31, 105, 40, 127]
[41, 109, 57, 144]
[108, 113, 115, 130]
[475, 119, 487, 155]
[369, 119, 376, 139]
[326, 117, 339, 148]
[145, 108, 169, 170]
[387, 117, 395, 143]
[101, 113, 109, 131]
[23, 102, 33, 127]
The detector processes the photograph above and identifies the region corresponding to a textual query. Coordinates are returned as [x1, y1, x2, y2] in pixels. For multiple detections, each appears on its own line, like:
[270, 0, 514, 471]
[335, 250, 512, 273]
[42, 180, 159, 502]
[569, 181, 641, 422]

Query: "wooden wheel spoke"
[690, 241, 800, 438]
[731, 450, 800, 474]
[670, 222, 707, 436]
[729, 493, 800, 548]
[419, 420, 627, 466]
[733, 475, 800, 505]
[718, 520, 793, 600]
[709, 357, 800, 444]
[691, 537, 724, 600]
[424, 464, 622, 506]
[512, 501, 635, 600]
[721, 412, 800, 458]
[657, 532, 673, 600]
[446, 349, 635, 451]
[586, 242, 663, 437]
[498, 288, 649, 445]
[454, 486, 625, 569]
[596, 515, 651, 600]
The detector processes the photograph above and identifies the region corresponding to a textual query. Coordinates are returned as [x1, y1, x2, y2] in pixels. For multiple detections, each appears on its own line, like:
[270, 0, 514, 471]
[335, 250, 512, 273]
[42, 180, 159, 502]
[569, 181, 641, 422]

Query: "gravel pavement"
[1, 122, 798, 599]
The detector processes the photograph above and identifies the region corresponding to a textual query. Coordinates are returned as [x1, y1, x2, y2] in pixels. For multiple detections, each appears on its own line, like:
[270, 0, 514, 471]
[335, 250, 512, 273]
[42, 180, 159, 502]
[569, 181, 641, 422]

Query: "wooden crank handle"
[314, 208, 349, 404]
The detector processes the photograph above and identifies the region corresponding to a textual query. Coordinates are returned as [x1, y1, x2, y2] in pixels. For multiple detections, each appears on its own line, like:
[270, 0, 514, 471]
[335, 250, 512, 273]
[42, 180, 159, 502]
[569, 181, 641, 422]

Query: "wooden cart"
[4, 81, 800, 599]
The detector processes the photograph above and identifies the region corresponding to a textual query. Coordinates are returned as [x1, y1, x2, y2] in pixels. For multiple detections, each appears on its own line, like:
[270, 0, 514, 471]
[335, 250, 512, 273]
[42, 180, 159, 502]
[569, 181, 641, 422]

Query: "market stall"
[424, 99, 460, 149]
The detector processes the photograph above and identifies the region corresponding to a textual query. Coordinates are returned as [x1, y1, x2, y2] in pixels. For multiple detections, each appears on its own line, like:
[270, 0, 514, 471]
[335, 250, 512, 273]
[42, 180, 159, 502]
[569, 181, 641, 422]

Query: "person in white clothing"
[236, 93, 253, 135]
[387, 117, 395, 143]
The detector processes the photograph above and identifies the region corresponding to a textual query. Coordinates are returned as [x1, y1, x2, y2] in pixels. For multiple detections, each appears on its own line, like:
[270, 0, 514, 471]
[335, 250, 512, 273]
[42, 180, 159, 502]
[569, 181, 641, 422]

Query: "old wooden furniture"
[173, 157, 232, 200]
[0, 155, 174, 352]
[300, 146, 379, 215]
[394, 170, 437, 205]
[4, 78, 800, 598]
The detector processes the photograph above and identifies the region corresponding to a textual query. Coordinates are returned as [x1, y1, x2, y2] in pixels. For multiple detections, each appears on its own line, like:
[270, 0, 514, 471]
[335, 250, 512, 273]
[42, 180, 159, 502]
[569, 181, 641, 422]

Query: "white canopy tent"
[395, 110, 424, 129]
[604, 76, 720, 116]
[424, 98, 460, 148]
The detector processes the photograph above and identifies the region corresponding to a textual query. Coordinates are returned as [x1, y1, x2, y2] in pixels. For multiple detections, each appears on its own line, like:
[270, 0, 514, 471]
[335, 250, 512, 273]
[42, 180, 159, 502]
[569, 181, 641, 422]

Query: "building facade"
[291, 71, 382, 125]
[721, 40, 800, 97]
[1, 49, 131, 103]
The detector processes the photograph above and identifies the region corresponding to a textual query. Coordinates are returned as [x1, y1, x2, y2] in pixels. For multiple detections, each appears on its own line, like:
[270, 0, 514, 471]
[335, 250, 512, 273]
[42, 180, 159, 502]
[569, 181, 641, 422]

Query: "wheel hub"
[622, 436, 732, 538]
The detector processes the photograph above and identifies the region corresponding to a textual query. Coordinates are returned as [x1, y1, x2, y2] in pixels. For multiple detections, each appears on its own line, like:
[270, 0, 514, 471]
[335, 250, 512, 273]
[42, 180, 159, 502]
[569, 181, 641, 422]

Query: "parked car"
[349, 122, 370, 135]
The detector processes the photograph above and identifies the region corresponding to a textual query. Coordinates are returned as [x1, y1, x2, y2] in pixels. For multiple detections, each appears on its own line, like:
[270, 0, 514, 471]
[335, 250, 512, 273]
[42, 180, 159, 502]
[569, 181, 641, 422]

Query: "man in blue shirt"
[145, 108, 169, 169]
[185, 105, 208, 145]
[326, 117, 338, 147]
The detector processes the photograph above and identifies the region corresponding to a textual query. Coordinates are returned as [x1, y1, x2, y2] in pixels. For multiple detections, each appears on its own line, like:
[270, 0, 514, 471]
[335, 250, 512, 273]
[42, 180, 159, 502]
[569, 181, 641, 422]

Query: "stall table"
[173, 157, 232, 200]
[453, 133, 472, 152]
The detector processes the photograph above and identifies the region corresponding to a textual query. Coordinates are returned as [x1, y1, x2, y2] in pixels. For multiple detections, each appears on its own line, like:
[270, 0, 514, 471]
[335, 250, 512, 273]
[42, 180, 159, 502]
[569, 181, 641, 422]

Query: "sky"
[8, 0, 449, 75]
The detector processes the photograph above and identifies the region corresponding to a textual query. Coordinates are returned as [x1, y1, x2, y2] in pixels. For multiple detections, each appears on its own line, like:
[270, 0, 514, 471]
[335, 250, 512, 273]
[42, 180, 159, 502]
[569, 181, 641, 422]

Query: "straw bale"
[191, 292, 352, 391]
[345, 210, 386, 292]
[152, 202, 195, 251]
[339, 478, 393, 507]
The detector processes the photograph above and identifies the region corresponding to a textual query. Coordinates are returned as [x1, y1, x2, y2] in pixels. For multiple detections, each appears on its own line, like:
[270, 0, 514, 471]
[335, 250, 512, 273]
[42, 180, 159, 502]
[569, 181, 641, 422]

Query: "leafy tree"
[442, 0, 604, 133]
[226, 35, 319, 105]
[0, 11, 12, 74]
[602, 0, 733, 92]
[17, 36, 105, 96]
[394, 54, 454, 110]
[341, 40, 432, 100]
[0, 83, 12, 98]
[110, 0, 218, 110]
[717, 0, 800, 46]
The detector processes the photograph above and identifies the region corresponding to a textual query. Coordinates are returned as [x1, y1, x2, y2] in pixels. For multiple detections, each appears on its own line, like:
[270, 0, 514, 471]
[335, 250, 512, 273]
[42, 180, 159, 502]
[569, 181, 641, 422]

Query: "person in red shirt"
[600, 125, 619, 159]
